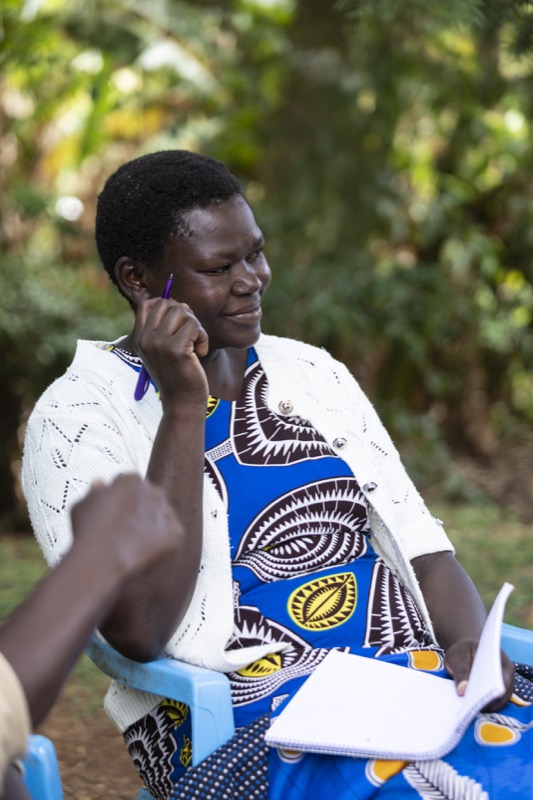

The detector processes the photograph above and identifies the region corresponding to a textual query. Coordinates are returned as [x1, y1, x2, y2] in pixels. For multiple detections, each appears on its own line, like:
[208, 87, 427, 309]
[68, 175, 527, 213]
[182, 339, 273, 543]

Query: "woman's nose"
[233, 259, 264, 293]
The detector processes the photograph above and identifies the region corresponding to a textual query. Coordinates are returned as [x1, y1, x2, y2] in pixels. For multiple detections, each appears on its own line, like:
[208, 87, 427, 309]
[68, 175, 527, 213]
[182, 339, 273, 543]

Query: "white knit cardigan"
[22, 333, 453, 730]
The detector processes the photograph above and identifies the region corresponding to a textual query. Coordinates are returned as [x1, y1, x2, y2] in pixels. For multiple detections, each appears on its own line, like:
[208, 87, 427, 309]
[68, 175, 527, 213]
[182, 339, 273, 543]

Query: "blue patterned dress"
[112, 346, 533, 800]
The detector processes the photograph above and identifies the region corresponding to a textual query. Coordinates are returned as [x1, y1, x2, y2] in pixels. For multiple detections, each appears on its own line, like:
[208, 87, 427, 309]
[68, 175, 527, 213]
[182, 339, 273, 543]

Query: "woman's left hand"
[412, 551, 515, 712]
[444, 638, 515, 711]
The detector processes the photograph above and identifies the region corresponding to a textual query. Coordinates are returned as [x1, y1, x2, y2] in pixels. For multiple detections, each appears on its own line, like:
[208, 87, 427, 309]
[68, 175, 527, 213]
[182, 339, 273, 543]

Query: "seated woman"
[22, 150, 533, 800]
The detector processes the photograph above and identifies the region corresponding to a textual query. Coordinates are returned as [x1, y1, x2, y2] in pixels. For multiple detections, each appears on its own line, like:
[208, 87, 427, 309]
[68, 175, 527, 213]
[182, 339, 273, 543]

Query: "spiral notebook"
[265, 582, 513, 761]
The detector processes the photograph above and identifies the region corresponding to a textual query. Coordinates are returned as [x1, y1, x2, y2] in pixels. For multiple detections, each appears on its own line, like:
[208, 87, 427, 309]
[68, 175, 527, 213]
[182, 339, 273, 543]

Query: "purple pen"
[134, 274, 174, 401]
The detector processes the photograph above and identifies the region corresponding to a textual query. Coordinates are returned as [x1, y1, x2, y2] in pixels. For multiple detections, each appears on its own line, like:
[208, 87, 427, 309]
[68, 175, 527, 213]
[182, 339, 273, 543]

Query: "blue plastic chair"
[23, 733, 64, 800]
[502, 622, 533, 664]
[87, 623, 533, 800]
[86, 636, 235, 799]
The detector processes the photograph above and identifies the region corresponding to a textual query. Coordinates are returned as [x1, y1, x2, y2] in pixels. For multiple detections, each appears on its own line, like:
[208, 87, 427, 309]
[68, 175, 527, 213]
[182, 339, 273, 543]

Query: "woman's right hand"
[133, 296, 210, 407]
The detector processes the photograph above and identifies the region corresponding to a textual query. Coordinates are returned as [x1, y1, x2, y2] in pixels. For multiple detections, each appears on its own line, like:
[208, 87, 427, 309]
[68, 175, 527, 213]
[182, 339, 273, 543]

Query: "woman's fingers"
[135, 297, 189, 334]
[131, 298, 210, 403]
[134, 298, 206, 352]
[444, 639, 477, 694]
[445, 639, 515, 711]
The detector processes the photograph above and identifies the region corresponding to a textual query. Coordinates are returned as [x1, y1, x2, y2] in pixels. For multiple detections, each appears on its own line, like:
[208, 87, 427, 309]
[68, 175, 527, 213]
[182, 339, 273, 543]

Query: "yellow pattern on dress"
[238, 653, 283, 677]
[288, 573, 357, 631]
[161, 699, 189, 727]
[366, 759, 409, 786]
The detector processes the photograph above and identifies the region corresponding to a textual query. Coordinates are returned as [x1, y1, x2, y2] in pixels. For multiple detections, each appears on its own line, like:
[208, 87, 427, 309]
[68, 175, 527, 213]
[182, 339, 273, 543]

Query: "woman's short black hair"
[95, 149, 242, 285]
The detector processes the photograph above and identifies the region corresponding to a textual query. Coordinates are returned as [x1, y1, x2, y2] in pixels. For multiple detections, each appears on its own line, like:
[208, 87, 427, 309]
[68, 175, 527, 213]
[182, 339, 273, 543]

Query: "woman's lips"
[226, 305, 262, 322]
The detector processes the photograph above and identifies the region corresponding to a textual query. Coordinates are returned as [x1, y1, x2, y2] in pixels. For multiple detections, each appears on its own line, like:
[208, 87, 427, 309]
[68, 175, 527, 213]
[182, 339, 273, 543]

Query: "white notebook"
[265, 582, 513, 761]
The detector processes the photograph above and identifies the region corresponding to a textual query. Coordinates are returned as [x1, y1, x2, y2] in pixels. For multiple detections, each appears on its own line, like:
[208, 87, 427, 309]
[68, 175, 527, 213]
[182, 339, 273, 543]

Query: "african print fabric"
[118, 348, 533, 800]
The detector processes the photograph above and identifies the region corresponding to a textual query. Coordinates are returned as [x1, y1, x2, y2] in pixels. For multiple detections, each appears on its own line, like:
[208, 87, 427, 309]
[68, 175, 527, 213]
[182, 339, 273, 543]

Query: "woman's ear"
[114, 258, 153, 307]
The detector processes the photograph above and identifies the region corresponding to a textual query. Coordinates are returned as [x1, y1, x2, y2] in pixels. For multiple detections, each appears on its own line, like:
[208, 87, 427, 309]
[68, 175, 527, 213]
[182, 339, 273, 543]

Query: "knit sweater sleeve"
[21, 344, 156, 566]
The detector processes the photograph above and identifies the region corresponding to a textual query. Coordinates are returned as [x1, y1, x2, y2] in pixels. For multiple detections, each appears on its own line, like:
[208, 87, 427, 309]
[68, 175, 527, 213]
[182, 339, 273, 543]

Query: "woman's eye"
[208, 264, 231, 275]
[249, 249, 264, 262]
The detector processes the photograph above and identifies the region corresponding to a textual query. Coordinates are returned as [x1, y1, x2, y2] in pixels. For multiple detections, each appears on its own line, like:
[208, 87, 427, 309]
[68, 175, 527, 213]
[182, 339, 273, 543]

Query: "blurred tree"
[258, 0, 533, 466]
[1, 0, 533, 524]
[0, 0, 292, 523]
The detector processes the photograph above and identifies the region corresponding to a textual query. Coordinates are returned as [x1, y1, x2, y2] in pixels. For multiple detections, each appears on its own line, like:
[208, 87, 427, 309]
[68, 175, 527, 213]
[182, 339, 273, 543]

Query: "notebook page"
[265, 583, 513, 760]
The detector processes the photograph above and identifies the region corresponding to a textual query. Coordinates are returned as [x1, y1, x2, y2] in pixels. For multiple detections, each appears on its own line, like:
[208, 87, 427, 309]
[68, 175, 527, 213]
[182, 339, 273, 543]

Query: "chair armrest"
[86, 637, 235, 765]
[23, 734, 63, 800]
[502, 622, 533, 665]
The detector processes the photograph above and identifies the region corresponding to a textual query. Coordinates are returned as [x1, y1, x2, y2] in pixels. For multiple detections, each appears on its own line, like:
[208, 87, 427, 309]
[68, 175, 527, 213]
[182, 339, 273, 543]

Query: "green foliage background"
[1, 0, 533, 523]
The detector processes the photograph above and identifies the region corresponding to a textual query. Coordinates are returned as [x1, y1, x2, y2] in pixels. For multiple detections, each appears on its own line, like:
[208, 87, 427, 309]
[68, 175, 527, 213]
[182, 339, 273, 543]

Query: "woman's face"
[154, 195, 271, 353]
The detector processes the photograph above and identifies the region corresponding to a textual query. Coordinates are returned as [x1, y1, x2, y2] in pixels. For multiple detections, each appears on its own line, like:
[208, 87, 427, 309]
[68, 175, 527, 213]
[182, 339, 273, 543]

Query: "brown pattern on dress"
[363, 560, 433, 655]
[234, 477, 370, 582]
[231, 362, 333, 465]
[204, 457, 226, 504]
[124, 705, 180, 800]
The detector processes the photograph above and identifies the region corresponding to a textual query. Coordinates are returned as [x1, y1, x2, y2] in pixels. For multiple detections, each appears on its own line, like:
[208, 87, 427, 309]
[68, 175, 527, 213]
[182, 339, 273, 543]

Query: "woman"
[22, 150, 533, 799]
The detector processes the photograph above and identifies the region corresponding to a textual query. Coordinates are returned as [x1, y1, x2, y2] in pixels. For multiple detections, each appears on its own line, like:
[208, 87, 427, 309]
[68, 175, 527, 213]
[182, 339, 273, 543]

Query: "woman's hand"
[444, 637, 515, 711]
[133, 296, 210, 407]
[412, 551, 515, 711]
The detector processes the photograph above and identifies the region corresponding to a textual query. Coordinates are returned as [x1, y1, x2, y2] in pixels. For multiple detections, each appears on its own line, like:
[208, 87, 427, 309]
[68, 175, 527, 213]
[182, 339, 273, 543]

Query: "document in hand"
[265, 582, 513, 761]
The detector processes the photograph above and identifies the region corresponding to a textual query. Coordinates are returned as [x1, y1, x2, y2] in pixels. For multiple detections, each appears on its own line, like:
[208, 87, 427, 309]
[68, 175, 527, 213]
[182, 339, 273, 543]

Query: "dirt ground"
[37, 678, 143, 799]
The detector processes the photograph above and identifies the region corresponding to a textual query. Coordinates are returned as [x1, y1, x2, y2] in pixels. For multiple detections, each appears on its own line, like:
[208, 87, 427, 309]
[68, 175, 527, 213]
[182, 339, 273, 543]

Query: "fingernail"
[457, 680, 468, 696]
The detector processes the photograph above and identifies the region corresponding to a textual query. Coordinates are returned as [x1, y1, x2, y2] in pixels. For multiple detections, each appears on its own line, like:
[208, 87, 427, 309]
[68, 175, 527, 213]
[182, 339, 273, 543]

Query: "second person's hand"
[70, 474, 184, 581]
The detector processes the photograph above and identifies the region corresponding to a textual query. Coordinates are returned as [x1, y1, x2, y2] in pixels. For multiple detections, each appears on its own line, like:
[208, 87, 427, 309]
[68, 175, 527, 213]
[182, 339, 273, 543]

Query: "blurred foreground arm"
[0, 474, 182, 727]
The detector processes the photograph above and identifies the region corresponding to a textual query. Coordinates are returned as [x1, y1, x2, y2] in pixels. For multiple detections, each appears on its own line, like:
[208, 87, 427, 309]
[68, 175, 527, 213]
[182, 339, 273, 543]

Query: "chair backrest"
[23, 734, 64, 800]
[501, 622, 533, 665]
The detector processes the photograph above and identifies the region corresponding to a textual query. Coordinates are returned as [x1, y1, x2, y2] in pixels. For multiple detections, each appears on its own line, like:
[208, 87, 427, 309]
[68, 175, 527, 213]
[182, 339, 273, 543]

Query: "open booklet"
[265, 582, 513, 761]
